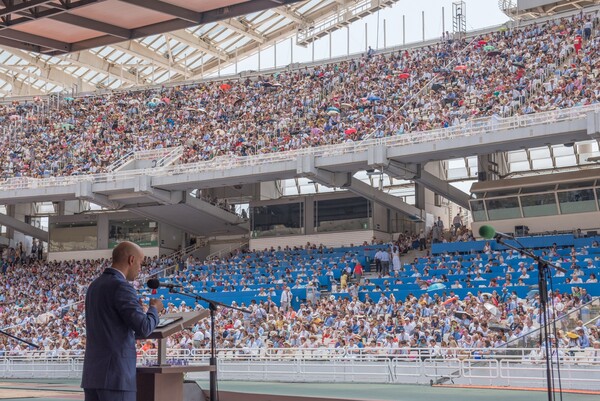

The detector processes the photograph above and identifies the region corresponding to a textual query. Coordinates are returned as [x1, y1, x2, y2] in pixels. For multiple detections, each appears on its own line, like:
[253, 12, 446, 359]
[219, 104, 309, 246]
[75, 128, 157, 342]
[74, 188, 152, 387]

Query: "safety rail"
[105, 150, 134, 172]
[0, 102, 596, 192]
[2, 347, 600, 387]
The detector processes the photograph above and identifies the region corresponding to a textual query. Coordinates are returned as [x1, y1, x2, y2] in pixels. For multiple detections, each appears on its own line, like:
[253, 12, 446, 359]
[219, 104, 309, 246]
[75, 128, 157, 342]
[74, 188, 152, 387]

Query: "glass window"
[315, 197, 371, 232]
[49, 221, 97, 252]
[485, 197, 521, 220]
[469, 199, 487, 221]
[557, 189, 597, 214]
[109, 219, 158, 248]
[520, 193, 557, 217]
[251, 203, 304, 237]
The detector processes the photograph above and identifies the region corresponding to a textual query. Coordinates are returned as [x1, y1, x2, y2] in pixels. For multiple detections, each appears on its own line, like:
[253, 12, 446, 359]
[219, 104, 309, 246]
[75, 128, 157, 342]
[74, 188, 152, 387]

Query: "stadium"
[0, 0, 599, 400]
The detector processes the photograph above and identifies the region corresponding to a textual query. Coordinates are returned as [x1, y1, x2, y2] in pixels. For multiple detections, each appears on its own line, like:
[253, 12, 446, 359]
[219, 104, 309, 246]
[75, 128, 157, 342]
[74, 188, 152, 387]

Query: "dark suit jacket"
[81, 268, 159, 391]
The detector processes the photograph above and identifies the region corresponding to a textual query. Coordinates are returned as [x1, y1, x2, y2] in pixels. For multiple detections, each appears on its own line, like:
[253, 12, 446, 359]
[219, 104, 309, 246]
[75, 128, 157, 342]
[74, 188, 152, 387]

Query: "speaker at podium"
[136, 311, 211, 401]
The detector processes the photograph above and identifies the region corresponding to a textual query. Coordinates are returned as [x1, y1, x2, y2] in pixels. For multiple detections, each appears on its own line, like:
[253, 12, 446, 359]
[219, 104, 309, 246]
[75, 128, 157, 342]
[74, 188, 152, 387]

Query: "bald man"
[82, 241, 164, 401]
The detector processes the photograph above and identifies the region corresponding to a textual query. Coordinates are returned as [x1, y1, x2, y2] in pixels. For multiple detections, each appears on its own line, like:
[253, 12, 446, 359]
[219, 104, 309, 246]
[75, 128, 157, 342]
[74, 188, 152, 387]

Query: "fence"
[2, 347, 599, 389]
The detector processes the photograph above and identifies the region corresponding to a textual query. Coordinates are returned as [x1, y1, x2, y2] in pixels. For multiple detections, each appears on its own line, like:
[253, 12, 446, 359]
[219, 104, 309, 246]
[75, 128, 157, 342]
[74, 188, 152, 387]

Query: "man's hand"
[149, 298, 164, 313]
[138, 299, 148, 313]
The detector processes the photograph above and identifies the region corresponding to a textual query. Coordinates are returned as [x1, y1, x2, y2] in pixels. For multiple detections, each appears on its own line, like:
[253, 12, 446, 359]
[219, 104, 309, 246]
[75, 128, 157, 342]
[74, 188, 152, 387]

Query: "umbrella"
[340, 103, 353, 109]
[512, 62, 525, 69]
[481, 292, 493, 298]
[344, 128, 357, 135]
[478, 40, 487, 46]
[327, 107, 340, 116]
[374, 114, 386, 119]
[483, 45, 495, 51]
[454, 65, 468, 71]
[367, 95, 382, 101]
[147, 101, 157, 108]
[454, 311, 472, 320]
[220, 83, 231, 91]
[64, 97, 74, 101]
[526, 289, 539, 299]
[398, 73, 410, 79]
[442, 296, 457, 306]
[566, 332, 579, 339]
[486, 51, 501, 57]
[488, 324, 510, 332]
[427, 283, 446, 292]
[484, 303, 500, 316]
[431, 83, 443, 91]
[261, 81, 273, 87]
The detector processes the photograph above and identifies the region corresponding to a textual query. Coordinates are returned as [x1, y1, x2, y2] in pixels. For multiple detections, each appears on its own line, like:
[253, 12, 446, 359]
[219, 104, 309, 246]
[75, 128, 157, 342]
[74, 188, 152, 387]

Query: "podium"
[136, 311, 212, 401]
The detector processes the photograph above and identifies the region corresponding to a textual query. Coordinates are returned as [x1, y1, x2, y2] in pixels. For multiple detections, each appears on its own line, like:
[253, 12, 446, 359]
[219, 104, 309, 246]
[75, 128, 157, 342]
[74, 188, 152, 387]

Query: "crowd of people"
[0, 11, 598, 179]
[0, 240, 598, 361]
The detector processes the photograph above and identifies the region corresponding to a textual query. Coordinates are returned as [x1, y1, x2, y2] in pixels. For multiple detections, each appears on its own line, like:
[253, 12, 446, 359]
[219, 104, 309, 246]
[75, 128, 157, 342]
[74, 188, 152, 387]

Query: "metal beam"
[166, 31, 228, 61]
[0, 0, 56, 18]
[65, 51, 139, 85]
[114, 41, 187, 76]
[0, 29, 70, 52]
[0, 47, 96, 91]
[219, 19, 266, 44]
[118, 0, 201, 23]
[50, 13, 132, 39]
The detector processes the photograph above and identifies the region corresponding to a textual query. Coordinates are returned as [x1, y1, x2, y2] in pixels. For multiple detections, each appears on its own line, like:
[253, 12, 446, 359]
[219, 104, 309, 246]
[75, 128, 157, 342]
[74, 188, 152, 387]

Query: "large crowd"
[0, 240, 598, 361]
[1, 11, 599, 179]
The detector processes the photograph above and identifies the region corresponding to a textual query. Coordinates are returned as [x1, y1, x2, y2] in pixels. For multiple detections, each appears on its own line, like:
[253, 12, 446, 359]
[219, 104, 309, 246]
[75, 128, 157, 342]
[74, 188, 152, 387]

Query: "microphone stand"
[165, 287, 250, 401]
[492, 235, 566, 401]
[0, 328, 40, 349]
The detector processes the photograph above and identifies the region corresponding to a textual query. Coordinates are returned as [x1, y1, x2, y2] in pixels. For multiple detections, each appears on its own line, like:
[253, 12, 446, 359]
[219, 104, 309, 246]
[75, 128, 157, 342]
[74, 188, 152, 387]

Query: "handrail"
[105, 150, 134, 172]
[0, 101, 595, 192]
[2, 346, 599, 363]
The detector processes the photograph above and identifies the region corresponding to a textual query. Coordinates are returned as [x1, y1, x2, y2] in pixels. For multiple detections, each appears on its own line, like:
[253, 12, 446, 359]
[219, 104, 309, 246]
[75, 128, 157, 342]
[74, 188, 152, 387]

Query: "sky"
[217, 0, 510, 75]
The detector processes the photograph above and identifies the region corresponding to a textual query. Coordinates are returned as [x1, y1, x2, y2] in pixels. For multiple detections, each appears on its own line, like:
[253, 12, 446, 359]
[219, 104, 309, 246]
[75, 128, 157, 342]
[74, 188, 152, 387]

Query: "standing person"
[280, 286, 292, 312]
[392, 246, 401, 273]
[452, 213, 463, 235]
[379, 248, 390, 276]
[353, 260, 364, 283]
[81, 241, 164, 401]
[374, 249, 383, 274]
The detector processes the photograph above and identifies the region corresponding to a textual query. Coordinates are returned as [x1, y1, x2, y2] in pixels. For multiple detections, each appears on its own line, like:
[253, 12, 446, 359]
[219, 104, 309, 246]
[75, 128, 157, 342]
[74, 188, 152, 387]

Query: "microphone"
[478, 225, 514, 240]
[146, 278, 184, 290]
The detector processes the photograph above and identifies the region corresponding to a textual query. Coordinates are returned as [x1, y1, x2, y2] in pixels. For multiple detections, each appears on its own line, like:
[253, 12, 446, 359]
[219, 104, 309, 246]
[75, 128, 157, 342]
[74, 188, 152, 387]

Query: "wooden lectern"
[136, 311, 213, 401]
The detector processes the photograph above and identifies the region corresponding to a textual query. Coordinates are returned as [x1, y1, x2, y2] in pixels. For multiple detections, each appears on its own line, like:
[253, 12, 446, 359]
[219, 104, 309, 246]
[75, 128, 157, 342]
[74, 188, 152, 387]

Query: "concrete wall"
[159, 222, 184, 256]
[49, 247, 159, 262]
[249, 230, 390, 250]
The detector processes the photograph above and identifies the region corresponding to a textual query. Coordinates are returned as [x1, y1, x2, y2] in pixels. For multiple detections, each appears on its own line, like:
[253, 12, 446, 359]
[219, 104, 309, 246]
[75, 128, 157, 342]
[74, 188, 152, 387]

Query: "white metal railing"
[2, 347, 600, 387]
[0, 102, 595, 192]
[106, 150, 134, 172]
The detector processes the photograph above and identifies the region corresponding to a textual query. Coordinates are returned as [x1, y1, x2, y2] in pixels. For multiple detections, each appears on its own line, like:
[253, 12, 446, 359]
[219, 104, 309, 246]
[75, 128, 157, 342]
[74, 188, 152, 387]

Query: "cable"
[547, 267, 564, 401]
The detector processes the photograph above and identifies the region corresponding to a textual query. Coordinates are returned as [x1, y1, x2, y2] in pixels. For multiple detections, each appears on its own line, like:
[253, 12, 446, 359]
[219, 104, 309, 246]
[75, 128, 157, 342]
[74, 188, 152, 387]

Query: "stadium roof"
[0, 0, 399, 96]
